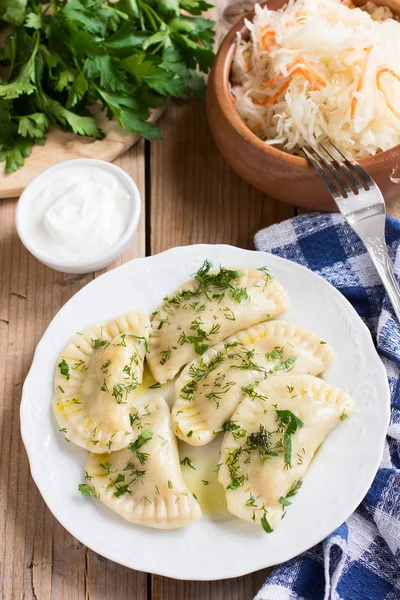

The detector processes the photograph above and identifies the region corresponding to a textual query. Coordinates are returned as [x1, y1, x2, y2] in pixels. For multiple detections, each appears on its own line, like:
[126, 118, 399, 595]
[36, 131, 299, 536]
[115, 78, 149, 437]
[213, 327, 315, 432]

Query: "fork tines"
[303, 140, 375, 201]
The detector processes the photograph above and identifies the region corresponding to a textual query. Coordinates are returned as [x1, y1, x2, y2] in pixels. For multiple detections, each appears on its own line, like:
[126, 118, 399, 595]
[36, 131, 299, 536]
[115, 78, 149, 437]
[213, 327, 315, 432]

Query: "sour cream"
[16, 159, 141, 274]
[26, 165, 133, 261]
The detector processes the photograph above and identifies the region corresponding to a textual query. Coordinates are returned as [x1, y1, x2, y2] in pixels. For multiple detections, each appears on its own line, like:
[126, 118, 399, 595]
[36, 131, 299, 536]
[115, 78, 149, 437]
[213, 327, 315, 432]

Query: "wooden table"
[1, 7, 400, 599]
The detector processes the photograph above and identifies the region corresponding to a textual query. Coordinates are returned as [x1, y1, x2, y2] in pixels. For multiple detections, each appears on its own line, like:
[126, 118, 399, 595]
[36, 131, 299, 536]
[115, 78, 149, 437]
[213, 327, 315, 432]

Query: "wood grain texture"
[0, 140, 148, 600]
[0, 106, 163, 200]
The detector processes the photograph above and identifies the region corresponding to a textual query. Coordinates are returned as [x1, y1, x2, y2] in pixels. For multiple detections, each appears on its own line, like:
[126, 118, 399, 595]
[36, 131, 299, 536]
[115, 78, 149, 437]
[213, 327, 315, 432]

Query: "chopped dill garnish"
[180, 457, 196, 470]
[160, 347, 171, 365]
[100, 379, 109, 393]
[73, 359, 86, 371]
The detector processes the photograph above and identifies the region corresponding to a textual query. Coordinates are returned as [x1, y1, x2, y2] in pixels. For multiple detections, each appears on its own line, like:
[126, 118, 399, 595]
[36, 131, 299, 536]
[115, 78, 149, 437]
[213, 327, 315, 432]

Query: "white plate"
[20, 244, 390, 581]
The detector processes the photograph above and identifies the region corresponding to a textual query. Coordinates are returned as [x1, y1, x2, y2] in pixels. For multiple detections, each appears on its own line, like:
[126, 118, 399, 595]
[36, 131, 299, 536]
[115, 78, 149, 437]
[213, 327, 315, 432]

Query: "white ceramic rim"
[20, 244, 391, 580]
[15, 158, 141, 272]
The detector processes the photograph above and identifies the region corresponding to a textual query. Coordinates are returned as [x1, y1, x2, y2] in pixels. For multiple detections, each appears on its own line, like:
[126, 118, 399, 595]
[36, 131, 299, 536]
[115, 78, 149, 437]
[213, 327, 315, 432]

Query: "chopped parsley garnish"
[320, 340, 327, 345]
[100, 462, 111, 476]
[78, 483, 96, 497]
[57, 385, 65, 393]
[275, 409, 304, 468]
[114, 484, 131, 498]
[129, 429, 153, 454]
[201, 480, 209, 485]
[278, 496, 292, 508]
[265, 347, 284, 361]
[149, 382, 161, 389]
[340, 412, 348, 421]
[260, 514, 273, 534]
[59, 428, 67, 434]
[180, 457, 196, 470]
[168, 480, 173, 489]
[91, 338, 107, 348]
[187, 430, 193, 438]
[58, 359, 70, 380]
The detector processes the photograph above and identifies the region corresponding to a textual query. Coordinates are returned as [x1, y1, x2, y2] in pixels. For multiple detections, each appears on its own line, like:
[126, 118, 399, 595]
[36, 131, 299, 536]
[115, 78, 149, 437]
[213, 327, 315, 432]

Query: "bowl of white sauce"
[16, 159, 141, 274]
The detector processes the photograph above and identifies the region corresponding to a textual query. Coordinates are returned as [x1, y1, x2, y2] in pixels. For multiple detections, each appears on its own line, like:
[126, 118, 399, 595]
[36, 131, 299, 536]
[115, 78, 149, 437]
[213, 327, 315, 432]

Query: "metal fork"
[303, 140, 400, 322]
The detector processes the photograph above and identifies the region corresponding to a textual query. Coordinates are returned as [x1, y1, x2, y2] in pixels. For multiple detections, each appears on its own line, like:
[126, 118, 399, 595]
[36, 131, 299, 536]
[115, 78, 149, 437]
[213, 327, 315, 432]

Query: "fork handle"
[366, 237, 400, 323]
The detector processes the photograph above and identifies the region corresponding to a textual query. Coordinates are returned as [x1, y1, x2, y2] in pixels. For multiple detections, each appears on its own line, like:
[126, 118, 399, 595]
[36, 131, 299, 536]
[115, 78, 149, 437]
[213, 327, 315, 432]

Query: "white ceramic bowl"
[16, 159, 141, 274]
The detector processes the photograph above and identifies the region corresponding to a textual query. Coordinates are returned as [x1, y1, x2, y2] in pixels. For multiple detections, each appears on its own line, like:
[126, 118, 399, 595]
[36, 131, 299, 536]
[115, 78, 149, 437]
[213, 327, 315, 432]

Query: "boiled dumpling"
[173, 320, 335, 445]
[84, 396, 202, 529]
[218, 374, 354, 532]
[54, 311, 149, 453]
[147, 261, 290, 383]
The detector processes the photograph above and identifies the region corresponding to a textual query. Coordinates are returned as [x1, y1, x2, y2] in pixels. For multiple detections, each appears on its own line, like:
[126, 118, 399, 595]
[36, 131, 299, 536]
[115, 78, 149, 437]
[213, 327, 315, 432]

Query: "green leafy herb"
[260, 513, 273, 534]
[78, 483, 96, 496]
[128, 429, 153, 454]
[286, 479, 303, 497]
[58, 359, 70, 380]
[168, 480, 173, 489]
[340, 412, 348, 421]
[180, 457, 196, 469]
[275, 409, 304, 467]
[92, 338, 107, 348]
[0, 0, 215, 173]
[114, 484, 131, 497]
[278, 496, 292, 507]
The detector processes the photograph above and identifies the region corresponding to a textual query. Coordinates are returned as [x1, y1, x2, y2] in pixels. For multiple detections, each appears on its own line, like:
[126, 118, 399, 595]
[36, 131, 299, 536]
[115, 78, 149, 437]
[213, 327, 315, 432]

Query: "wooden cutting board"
[0, 104, 164, 199]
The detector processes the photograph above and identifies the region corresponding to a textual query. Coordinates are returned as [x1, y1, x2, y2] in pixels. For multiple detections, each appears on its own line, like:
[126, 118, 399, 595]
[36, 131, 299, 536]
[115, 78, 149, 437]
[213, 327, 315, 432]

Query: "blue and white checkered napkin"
[254, 213, 400, 600]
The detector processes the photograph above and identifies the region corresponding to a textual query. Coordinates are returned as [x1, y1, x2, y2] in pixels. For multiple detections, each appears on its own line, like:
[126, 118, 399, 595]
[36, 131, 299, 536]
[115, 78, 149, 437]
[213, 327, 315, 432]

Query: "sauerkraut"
[231, 0, 400, 158]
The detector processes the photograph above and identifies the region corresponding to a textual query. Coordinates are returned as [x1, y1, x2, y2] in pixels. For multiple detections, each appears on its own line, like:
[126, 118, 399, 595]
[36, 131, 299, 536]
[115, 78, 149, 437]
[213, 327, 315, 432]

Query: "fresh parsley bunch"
[0, 0, 215, 173]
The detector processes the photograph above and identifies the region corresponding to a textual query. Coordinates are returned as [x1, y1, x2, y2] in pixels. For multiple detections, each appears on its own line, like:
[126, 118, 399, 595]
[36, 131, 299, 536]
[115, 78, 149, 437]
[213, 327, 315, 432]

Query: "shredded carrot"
[288, 57, 327, 88]
[377, 67, 400, 121]
[231, 92, 236, 104]
[266, 80, 291, 105]
[350, 47, 372, 119]
[261, 74, 280, 90]
[260, 27, 276, 52]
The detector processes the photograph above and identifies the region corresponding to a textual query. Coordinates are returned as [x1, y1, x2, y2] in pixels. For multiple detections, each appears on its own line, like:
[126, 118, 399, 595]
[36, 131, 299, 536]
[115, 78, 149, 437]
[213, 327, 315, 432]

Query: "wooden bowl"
[207, 0, 400, 210]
